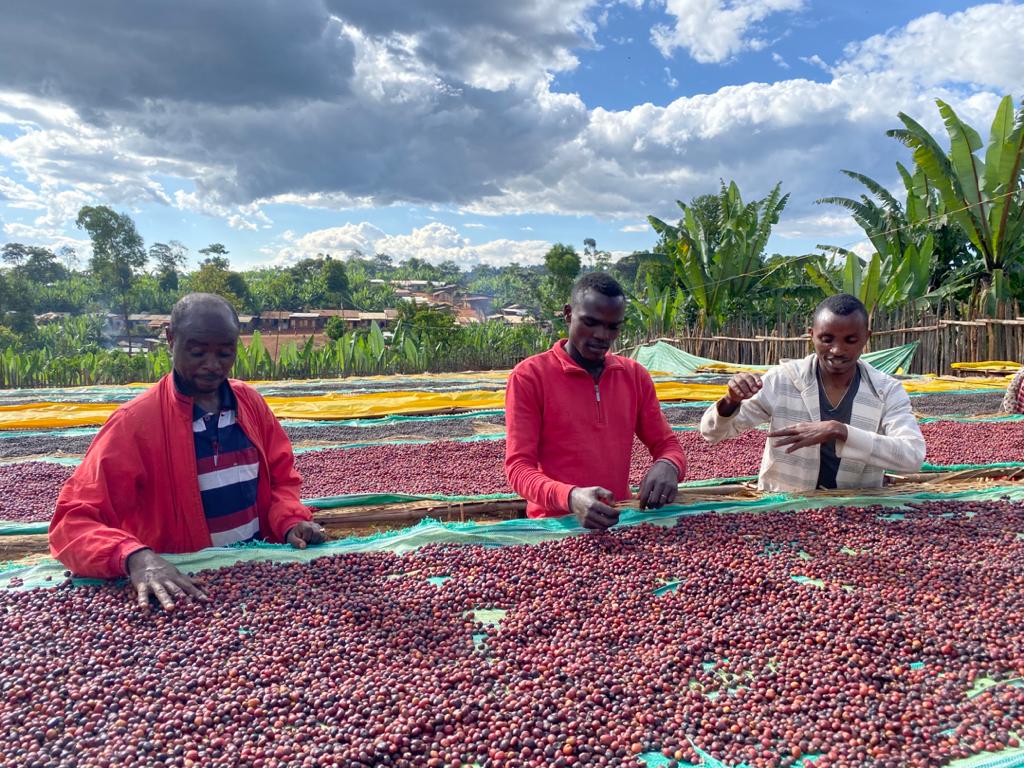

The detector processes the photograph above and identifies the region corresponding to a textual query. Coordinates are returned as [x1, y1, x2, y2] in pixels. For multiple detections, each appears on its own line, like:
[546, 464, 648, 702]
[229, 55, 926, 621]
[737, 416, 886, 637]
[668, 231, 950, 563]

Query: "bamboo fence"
[651, 303, 1024, 375]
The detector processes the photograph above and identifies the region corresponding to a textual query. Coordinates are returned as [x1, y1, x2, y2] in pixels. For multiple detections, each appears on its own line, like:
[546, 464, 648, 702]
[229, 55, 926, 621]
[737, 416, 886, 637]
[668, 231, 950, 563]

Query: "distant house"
[255, 309, 399, 334]
[34, 312, 72, 325]
[430, 284, 459, 304]
[487, 304, 537, 325]
[288, 312, 321, 332]
[256, 311, 293, 331]
[462, 294, 494, 319]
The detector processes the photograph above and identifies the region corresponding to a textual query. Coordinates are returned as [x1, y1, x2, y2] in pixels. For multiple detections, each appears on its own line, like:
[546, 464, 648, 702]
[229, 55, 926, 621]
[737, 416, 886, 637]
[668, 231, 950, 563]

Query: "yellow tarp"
[0, 374, 1012, 430]
[951, 361, 1023, 374]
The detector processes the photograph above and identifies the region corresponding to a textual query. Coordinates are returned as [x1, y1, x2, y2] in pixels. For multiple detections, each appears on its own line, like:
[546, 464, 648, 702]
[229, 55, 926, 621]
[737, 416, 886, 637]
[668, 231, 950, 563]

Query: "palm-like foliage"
[648, 181, 790, 332]
[887, 96, 1024, 303]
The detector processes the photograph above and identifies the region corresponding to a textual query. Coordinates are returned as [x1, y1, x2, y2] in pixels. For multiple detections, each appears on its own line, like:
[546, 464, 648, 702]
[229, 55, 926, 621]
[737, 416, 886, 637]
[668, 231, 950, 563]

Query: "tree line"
[0, 95, 1019, 385]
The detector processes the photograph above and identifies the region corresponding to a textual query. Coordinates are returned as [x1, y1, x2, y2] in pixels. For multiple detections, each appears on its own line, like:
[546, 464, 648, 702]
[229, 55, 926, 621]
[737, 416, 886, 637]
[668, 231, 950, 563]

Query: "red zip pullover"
[504, 340, 687, 517]
[49, 375, 312, 578]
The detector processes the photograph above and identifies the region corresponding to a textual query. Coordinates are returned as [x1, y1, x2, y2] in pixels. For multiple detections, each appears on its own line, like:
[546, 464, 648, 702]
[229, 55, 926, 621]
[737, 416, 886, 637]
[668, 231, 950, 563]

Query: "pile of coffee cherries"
[3, 499, 1023, 767]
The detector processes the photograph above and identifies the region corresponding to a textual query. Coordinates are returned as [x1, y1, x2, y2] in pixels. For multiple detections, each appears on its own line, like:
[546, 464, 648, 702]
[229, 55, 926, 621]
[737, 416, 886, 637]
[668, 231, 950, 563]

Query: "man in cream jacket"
[700, 294, 925, 492]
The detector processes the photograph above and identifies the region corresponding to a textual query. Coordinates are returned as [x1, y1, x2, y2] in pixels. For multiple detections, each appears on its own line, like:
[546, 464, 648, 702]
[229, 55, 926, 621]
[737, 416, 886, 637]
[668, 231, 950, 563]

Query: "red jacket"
[49, 375, 312, 579]
[505, 340, 687, 518]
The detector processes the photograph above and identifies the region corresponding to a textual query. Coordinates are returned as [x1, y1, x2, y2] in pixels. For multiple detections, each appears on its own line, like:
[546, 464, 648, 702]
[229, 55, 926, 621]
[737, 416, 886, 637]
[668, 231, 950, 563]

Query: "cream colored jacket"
[700, 354, 925, 492]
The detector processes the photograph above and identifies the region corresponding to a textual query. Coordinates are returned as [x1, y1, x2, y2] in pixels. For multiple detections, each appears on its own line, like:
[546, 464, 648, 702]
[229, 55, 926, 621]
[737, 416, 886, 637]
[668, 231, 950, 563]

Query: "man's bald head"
[170, 293, 240, 336]
[167, 293, 240, 397]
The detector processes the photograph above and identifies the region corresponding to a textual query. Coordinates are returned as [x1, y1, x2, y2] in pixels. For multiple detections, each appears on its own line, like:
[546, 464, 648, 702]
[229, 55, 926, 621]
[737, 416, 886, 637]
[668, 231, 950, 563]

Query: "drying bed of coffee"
[909, 392, 1006, 417]
[2, 418, 1023, 523]
[2, 500, 1023, 767]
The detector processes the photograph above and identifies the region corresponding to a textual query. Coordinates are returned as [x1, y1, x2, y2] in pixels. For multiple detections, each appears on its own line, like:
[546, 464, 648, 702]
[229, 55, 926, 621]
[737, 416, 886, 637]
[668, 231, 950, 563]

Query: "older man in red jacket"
[50, 293, 324, 611]
[505, 272, 687, 529]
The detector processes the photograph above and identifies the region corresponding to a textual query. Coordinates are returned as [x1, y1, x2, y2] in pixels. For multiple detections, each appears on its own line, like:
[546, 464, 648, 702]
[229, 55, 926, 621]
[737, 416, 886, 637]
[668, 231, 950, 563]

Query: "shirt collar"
[173, 370, 236, 416]
[551, 338, 625, 374]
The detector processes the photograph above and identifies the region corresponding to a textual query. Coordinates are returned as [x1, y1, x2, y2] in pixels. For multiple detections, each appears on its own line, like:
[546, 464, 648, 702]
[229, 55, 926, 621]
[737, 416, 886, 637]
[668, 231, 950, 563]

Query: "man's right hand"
[569, 486, 618, 530]
[127, 548, 207, 612]
[718, 372, 764, 416]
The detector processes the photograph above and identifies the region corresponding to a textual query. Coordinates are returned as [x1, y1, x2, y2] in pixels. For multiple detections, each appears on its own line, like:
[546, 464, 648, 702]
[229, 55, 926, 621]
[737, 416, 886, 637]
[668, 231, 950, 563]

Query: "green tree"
[2, 244, 68, 284]
[0, 270, 37, 336]
[539, 243, 581, 318]
[887, 96, 1024, 306]
[322, 256, 350, 308]
[185, 259, 246, 311]
[149, 241, 189, 292]
[246, 268, 300, 313]
[324, 316, 346, 341]
[76, 206, 147, 352]
[648, 181, 792, 332]
[396, 301, 458, 348]
[583, 238, 612, 272]
[198, 243, 229, 260]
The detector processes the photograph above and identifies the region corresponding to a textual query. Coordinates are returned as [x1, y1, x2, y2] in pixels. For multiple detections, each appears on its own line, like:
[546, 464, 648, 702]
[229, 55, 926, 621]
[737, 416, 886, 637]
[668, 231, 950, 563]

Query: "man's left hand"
[286, 521, 327, 549]
[638, 460, 680, 510]
[768, 421, 848, 453]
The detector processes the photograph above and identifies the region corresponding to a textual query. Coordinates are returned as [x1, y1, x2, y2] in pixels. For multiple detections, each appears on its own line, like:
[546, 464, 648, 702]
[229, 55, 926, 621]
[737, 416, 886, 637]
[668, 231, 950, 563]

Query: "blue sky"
[0, 1, 1019, 270]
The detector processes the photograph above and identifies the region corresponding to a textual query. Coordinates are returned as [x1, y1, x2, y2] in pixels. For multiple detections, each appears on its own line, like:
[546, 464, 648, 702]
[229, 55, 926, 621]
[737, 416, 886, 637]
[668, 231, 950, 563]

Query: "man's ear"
[562, 303, 572, 324]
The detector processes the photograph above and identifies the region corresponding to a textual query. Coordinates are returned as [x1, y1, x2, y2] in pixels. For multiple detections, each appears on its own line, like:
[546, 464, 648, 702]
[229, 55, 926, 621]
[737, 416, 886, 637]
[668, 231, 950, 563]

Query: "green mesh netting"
[7, 486, 1024, 588]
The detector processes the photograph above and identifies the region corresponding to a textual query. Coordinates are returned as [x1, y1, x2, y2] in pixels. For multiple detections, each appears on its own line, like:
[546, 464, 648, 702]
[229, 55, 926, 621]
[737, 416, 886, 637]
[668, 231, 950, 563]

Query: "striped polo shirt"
[178, 375, 261, 547]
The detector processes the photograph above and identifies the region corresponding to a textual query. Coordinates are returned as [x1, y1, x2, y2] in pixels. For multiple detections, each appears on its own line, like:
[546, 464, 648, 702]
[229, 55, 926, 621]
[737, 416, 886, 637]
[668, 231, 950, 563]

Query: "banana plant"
[625, 274, 685, 342]
[887, 96, 1024, 303]
[649, 181, 789, 332]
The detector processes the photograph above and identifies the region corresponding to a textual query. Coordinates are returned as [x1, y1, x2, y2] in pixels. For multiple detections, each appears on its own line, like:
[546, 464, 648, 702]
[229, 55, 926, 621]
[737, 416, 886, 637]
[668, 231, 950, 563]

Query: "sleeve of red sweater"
[633, 367, 687, 479]
[48, 410, 149, 579]
[504, 366, 575, 513]
[255, 395, 313, 542]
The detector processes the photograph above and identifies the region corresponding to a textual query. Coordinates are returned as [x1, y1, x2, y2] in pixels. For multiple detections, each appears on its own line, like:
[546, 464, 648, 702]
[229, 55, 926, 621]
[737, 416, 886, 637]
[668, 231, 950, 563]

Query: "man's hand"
[718, 372, 763, 416]
[569, 486, 618, 530]
[638, 460, 680, 510]
[286, 521, 327, 550]
[768, 421, 848, 453]
[127, 548, 207, 612]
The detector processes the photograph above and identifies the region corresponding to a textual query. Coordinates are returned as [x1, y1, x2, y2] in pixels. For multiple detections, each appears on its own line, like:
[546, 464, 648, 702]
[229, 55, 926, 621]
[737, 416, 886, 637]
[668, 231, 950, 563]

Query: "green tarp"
[632, 340, 920, 377]
[6, 486, 1024, 587]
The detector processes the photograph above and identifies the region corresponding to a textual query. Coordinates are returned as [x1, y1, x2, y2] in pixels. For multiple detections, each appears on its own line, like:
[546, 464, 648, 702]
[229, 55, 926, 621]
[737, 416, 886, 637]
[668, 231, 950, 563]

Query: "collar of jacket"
[551, 338, 626, 376]
[779, 353, 885, 400]
[163, 373, 251, 425]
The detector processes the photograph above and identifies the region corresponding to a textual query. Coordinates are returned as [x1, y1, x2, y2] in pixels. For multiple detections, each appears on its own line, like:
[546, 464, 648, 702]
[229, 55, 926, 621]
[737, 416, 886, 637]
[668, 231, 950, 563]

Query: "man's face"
[809, 309, 869, 377]
[168, 312, 239, 395]
[563, 290, 626, 362]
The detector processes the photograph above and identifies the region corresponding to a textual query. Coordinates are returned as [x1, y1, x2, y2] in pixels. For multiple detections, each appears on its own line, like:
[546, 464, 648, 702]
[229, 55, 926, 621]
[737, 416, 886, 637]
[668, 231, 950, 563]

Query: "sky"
[0, 1, 1021, 271]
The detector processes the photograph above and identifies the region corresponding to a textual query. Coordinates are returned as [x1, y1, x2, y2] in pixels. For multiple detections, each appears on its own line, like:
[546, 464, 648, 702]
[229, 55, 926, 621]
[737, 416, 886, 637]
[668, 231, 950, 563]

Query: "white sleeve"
[700, 374, 775, 444]
[837, 382, 925, 472]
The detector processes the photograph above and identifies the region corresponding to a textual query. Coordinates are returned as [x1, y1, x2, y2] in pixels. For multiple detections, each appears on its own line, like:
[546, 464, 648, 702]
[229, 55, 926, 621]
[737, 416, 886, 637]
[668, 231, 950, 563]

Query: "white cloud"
[620, 222, 651, 232]
[800, 53, 829, 72]
[651, 0, 805, 63]
[663, 67, 679, 89]
[275, 222, 551, 268]
[466, 5, 1019, 226]
[835, 3, 1024, 95]
[463, 222, 486, 229]
[0, 1, 1020, 264]
[771, 51, 789, 69]
[774, 212, 866, 241]
[173, 191, 274, 231]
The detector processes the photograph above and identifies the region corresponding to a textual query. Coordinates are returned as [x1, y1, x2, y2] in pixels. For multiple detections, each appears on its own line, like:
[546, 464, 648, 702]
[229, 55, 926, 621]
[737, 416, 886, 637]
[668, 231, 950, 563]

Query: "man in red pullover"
[505, 272, 686, 528]
[50, 293, 324, 611]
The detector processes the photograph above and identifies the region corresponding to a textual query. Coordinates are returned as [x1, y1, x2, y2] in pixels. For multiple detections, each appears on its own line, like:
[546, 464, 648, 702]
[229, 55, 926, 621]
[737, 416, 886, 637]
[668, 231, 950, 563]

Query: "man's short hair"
[570, 271, 625, 307]
[170, 292, 240, 333]
[813, 293, 869, 328]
